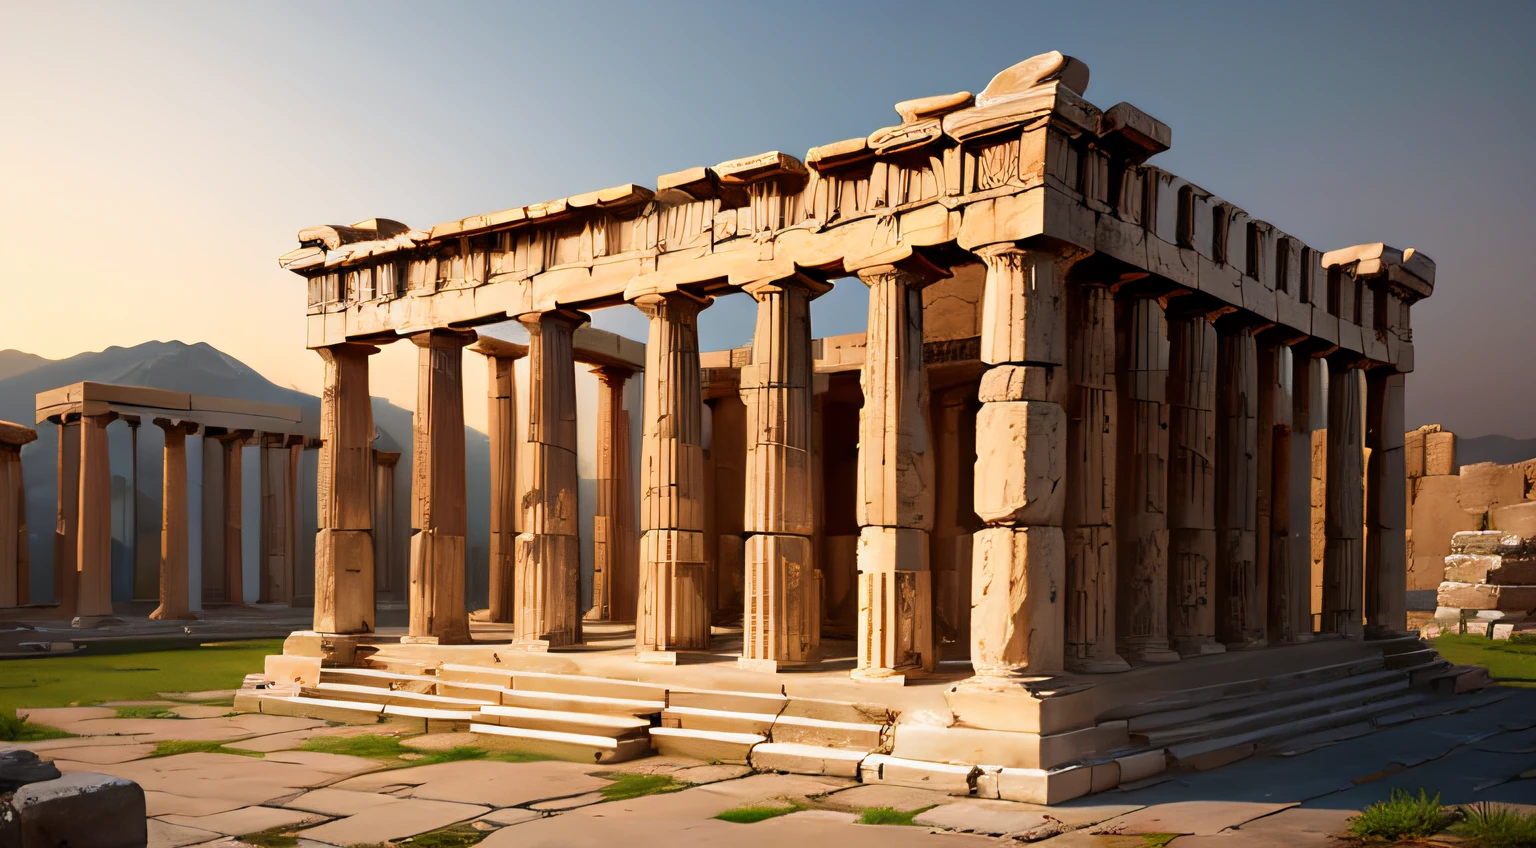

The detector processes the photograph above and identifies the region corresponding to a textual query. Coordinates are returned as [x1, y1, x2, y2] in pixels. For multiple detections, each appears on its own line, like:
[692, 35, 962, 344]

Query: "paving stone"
[478, 807, 542, 826]
[693, 771, 853, 801]
[146, 819, 222, 848]
[160, 805, 328, 836]
[479, 810, 998, 848]
[529, 791, 605, 810]
[85, 752, 368, 805]
[223, 723, 402, 753]
[170, 705, 235, 719]
[914, 798, 1052, 834]
[144, 791, 251, 817]
[825, 783, 958, 813]
[60, 714, 323, 742]
[36, 743, 156, 765]
[159, 690, 240, 702]
[780, 809, 858, 823]
[16, 706, 118, 726]
[1229, 806, 1356, 839]
[1031, 834, 1149, 848]
[281, 787, 405, 817]
[400, 731, 480, 750]
[298, 797, 489, 845]
[597, 756, 751, 785]
[260, 750, 385, 774]
[335, 759, 610, 807]
[1167, 831, 1335, 847]
[0, 734, 153, 753]
[1093, 801, 1298, 836]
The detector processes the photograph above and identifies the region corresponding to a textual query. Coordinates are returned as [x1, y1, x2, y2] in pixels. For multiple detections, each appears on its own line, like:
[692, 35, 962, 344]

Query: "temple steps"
[478, 704, 651, 739]
[469, 722, 652, 764]
[1101, 656, 1387, 721]
[498, 688, 666, 717]
[308, 682, 493, 711]
[660, 705, 778, 736]
[649, 727, 764, 764]
[1164, 691, 1429, 770]
[1128, 670, 1409, 737]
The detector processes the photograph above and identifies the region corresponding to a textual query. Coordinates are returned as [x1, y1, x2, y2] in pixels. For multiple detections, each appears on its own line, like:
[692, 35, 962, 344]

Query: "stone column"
[53, 415, 80, 615]
[259, 436, 295, 605]
[1214, 318, 1263, 649]
[1065, 281, 1128, 673]
[1263, 343, 1305, 643]
[314, 342, 378, 635]
[1365, 368, 1407, 637]
[150, 420, 197, 620]
[589, 365, 636, 623]
[218, 433, 247, 605]
[406, 329, 473, 644]
[853, 253, 946, 682]
[634, 292, 711, 661]
[0, 424, 36, 607]
[740, 274, 827, 671]
[1166, 306, 1223, 656]
[1284, 350, 1324, 640]
[1114, 296, 1180, 664]
[1324, 358, 1365, 637]
[371, 450, 400, 601]
[515, 309, 584, 649]
[75, 412, 116, 626]
[930, 385, 977, 662]
[470, 337, 527, 624]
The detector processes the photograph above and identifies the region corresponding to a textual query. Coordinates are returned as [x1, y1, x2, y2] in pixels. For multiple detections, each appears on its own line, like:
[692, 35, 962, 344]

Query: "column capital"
[974, 240, 1090, 271]
[741, 271, 833, 302]
[407, 328, 477, 350]
[467, 334, 528, 361]
[515, 307, 589, 331]
[81, 410, 118, 425]
[630, 289, 712, 316]
[150, 417, 200, 436]
[590, 364, 637, 386]
[849, 246, 951, 291]
[315, 342, 381, 364]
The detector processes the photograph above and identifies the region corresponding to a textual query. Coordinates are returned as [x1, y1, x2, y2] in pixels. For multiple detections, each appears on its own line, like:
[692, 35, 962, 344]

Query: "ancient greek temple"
[263, 52, 1442, 802]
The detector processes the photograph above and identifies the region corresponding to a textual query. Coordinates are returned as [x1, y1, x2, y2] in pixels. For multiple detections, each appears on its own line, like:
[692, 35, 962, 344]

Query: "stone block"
[970, 526, 1065, 675]
[748, 741, 866, 777]
[973, 401, 1065, 525]
[265, 654, 322, 688]
[857, 754, 976, 794]
[1452, 531, 1512, 556]
[983, 764, 1094, 805]
[977, 364, 1065, 405]
[1492, 502, 1536, 539]
[1493, 623, 1515, 640]
[0, 751, 60, 792]
[1116, 748, 1167, 783]
[855, 526, 929, 574]
[1405, 428, 1426, 478]
[1445, 554, 1536, 585]
[1424, 430, 1456, 475]
[1437, 582, 1536, 612]
[281, 630, 358, 665]
[13, 772, 147, 848]
[1459, 463, 1527, 511]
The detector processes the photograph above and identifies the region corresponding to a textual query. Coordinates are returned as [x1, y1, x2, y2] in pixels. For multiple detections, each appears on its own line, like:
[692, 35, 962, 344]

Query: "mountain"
[0, 350, 51, 382]
[1457, 435, 1536, 469]
[0, 341, 492, 608]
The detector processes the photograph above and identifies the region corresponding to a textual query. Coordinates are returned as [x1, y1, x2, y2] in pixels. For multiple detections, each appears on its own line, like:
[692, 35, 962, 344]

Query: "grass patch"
[596, 772, 689, 802]
[715, 802, 805, 824]
[1451, 801, 1536, 848]
[0, 709, 74, 742]
[113, 705, 180, 719]
[856, 804, 936, 826]
[297, 733, 550, 768]
[1348, 788, 1452, 841]
[237, 827, 297, 848]
[1141, 836, 1179, 848]
[148, 739, 263, 759]
[0, 638, 283, 713]
[1434, 633, 1536, 686]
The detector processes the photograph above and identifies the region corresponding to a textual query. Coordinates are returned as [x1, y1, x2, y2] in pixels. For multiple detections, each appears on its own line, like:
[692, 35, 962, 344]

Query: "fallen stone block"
[12, 772, 147, 848]
[0, 750, 61, 792]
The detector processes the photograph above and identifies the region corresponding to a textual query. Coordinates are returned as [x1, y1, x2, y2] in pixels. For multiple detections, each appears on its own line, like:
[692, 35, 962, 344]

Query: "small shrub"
[1348, 788, 1452, 841]
[857, 805, 936, 826]
[715, 802, 804, 824]
[0, 710, 72, 742]
[1452, 801, 1536, 848]
[148, 740, 262, 758]
[597, 773, 688, 802]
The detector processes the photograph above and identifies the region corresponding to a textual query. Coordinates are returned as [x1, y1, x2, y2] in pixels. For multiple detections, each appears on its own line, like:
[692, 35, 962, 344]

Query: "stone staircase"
[235, 635, 1489, 805]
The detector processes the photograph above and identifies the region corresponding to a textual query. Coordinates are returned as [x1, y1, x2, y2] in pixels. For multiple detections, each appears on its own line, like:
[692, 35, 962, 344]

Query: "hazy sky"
[3, 1, 1533, 436]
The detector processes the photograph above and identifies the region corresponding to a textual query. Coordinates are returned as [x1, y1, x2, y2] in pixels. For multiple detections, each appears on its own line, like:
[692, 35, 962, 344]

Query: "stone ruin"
[1427, 531, 1536, 642]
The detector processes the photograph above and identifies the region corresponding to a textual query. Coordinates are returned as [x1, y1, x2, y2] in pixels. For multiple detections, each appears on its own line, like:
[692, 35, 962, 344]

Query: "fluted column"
[53, 415, 80, 615]
[1166, 306, 1223, 657]
[1114, 296, 1179, 664]
[150, 419, 197, 620]
[740, 274, 828, 671]
[1214, 318, 1263, 649]
[515, 309, 585, 650]
[218, 433, 248, 605]
[0, 439, 27, 607]
[470, 336, 527, 624]
[589, 365, 636, 623]
[1365, 368, 1408, 637]
[634, 292, 711, 661]
[853, 254, 946, 682]
[371, 450, 400, 603]
[314, 342, 378, 635]
[1065, 281, 1128, 672]
[1324, 358, 1365, 637]
[258, 436, 297, 605]
[407, 329, 473, 644]
[74, 412, 116, 625]
[1264, 342, 1308, 643]
[1284, 350, 1324, 640]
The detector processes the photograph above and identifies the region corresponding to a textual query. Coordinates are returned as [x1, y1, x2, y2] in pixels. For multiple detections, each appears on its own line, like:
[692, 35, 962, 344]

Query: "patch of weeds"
[486, 750, 555, 764]
[1141, 836, 1179, 848]
[113, 705, 179, 720]
[1348, 788, 1452, 841]
[1451, 801, 1536, 848]
[596, 772, 688, 802]
[389, 824, 486, 847]
[857, 804, 936, 826]
[299, 733, 504, 768]
[148, 740, 263, 758]
[238, 827, 297, 848]
[715, 801, 806, 824]
[0, 710, 73, 742]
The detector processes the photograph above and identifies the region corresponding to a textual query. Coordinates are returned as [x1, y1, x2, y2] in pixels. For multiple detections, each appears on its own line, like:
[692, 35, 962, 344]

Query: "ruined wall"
[1406, 425, 1536, 596]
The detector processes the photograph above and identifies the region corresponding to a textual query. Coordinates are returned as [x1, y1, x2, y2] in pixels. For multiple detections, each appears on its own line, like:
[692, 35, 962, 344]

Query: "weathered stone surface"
[1493, 502, 1536, 539]
[855, 526, 933, 677]
[0, 750, 61, 791]
[263, 654, 320, 688]
[1437, 582, 1536, 612]
[973, 401, 1065, 526]
[970, 526, 1065, 676]
[13, 772, 147, 848]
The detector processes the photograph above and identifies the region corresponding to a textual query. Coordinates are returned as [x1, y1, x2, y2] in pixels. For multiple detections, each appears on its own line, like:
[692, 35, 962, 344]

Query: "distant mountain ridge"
[0, 349, 50, 383]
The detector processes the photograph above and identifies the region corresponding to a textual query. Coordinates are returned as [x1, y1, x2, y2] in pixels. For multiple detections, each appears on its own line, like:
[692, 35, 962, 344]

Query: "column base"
[737, 649, 823, 674]
[284, 631, 360, 665]
[400, 633, 473, 646]
[148, 608, 197, 622]
[1364, 625, 1411, 641]
[850, 666, 918, 686]
[637, 649, 680, 665]
[1171, 637, 1227, 658]
[1118, 639, 1182, 665]
[1065, 654, 1132, 674]
[71, 615, 123, 629]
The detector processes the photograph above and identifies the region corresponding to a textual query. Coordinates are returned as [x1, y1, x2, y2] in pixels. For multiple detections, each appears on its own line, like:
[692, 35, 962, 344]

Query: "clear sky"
[3, 1, 1533, 436]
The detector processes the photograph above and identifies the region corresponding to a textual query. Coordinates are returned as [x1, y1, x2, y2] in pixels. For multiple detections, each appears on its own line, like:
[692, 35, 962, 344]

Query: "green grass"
[1141, 836, 1179, 848]
[856, 805, 936, 826]
[596, 773, 688, 802]
[0, 709, 74, 742]
[113, 705, 180, 719]
[297, 733, 551, 768]
[148, 739, 263, 758]
[1451, 801, 1536, 848]
[1434, 633, 1536, 686]
[237, 827, 297, 848]
[715, 802, 805, 824]
[364, 825, 486, 847]
[0, 638, 282, 713]
[1348, 788, 1453, 841]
